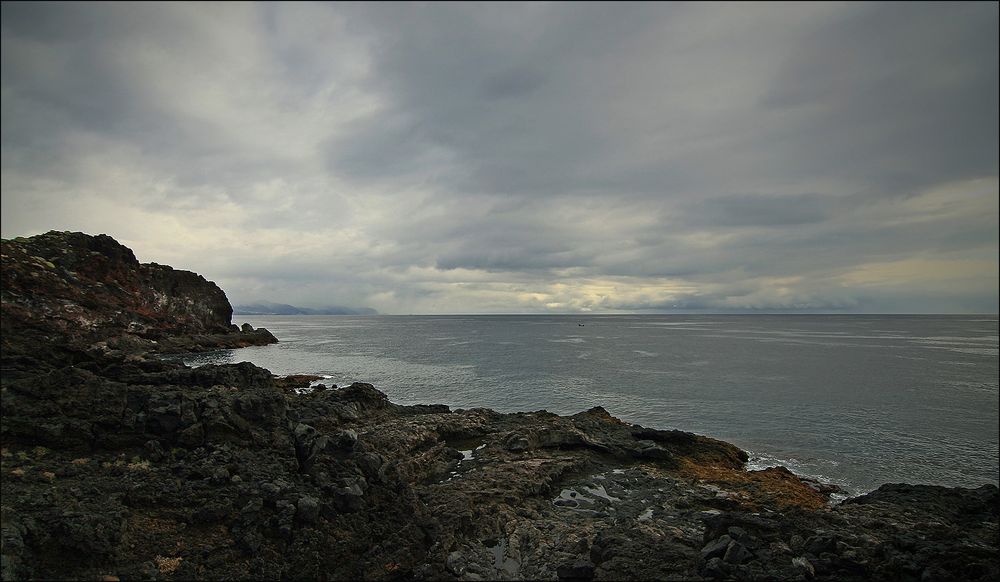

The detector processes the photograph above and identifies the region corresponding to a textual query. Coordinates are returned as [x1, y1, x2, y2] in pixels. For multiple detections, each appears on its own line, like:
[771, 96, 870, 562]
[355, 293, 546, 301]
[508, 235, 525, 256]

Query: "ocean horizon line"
[240, 312, 1000, 317]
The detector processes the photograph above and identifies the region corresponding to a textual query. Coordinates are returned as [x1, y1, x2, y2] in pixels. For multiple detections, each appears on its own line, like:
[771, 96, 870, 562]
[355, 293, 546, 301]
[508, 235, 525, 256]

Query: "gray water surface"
[181, 314, 999, 495]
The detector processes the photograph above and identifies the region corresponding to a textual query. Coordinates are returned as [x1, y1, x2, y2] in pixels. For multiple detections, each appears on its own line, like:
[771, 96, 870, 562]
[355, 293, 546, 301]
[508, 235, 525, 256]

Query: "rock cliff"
[1, 233, 996, 581]
[1, 231, 275, 375]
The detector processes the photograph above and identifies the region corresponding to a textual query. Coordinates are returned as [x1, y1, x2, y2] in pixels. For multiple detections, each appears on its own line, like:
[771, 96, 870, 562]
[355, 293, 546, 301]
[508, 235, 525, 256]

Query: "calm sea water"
[181, 315, 999, 496]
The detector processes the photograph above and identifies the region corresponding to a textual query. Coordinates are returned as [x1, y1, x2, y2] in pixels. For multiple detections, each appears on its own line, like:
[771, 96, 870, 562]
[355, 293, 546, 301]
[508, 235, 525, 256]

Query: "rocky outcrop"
[1, 231, 275, 375]
[2, 358, 997, 581]
[1, 233, 997, 581]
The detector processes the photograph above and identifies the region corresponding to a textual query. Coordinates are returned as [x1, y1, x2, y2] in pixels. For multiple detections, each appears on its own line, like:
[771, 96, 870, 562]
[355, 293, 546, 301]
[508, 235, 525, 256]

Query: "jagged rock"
[330, 477, 366, 512]
[630, 439, 675, 462]
[702, 557, 730, 579]
[177, 422, 205, 447]
[446, 551, 466, 575]
[792, 556, 816, 578]
[504, 433, 531, 451]
[1, 231, 997, 581]
[556, 560, 596, 580]
[210, 467, 230, 484]
[293, 423, 328, 472]
[354, 452, 385, 481]
[804, 534, 838, 557]
[328, 429, 358, 451]
[723, 541, 753, 565]
[296, 496, 320, 524]
[702, 535, 734, 561]
[1, 231, 276, 376]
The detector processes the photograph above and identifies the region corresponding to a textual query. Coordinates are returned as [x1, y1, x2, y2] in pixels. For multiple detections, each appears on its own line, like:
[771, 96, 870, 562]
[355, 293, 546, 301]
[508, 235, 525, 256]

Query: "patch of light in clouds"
[1, 2, 997, 313]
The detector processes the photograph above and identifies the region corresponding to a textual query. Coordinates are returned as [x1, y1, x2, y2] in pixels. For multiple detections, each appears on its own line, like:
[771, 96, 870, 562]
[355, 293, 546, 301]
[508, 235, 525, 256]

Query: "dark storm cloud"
[2, 2, 997, 313]
[760, 2, 999, 196]
[325, 2, 655, 195]
[330, 2, 998, 200]
[3, 4, 187, 148]
[685, 193, 836, 227]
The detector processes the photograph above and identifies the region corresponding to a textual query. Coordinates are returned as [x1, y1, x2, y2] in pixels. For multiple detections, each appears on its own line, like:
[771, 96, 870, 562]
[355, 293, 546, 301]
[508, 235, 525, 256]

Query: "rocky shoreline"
[2, 232, 997, 581]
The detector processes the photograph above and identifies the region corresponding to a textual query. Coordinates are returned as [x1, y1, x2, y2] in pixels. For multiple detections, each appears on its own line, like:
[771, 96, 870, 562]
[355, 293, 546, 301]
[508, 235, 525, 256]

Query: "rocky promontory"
[1, 232, 997, 581]
[1, 231, 276, 377]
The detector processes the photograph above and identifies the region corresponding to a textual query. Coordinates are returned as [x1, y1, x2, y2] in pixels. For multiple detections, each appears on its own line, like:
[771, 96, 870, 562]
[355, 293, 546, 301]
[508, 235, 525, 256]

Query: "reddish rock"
[1, 231, 275, 372]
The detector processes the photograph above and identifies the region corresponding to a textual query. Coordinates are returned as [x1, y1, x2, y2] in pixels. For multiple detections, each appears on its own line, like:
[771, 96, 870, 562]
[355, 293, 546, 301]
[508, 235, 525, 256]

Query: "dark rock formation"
[1, 232, 997, 581]
[1, 231, 276, 376]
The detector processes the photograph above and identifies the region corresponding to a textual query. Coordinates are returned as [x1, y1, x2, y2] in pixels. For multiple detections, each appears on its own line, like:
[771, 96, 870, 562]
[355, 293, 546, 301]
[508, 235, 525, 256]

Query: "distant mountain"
[233, 301, 378, 316]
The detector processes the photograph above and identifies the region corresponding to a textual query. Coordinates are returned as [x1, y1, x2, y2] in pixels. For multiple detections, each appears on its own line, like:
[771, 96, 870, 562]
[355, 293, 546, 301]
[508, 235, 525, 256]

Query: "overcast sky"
[2, 2, 997, 314]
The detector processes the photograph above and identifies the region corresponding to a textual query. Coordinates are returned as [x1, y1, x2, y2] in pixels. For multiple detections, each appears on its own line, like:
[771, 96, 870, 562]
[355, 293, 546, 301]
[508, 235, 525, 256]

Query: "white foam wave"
[745, 451, 860, 503]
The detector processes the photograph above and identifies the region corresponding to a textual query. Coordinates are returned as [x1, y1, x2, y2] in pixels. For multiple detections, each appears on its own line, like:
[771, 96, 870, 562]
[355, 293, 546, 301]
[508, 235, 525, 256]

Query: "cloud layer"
[2, 2, 997, 313]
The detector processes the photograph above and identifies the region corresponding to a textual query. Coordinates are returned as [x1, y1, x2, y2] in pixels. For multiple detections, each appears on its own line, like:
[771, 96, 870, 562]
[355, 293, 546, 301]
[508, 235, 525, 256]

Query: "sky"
[2, 2, 997, 314]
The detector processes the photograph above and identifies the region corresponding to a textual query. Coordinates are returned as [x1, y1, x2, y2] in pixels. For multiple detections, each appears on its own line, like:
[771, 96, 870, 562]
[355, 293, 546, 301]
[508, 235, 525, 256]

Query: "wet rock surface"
[2, 233, 998, 580]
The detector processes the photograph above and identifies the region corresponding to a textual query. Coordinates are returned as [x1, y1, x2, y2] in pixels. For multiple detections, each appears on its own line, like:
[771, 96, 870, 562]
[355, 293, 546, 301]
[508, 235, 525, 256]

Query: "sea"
[180, 314, 999, 497]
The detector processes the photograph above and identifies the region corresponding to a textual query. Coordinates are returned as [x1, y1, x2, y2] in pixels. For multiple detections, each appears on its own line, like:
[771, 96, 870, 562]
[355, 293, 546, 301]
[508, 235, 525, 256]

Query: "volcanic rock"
[1, 231, 276, 378]
[1, 231, 996, 581]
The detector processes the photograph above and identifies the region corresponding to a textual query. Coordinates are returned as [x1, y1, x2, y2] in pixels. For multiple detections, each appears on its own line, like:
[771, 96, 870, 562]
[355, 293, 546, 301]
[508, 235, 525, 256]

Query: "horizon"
[235, 308, 1000, 317]
[229, 297, 999, 316]
[241, 313, 1000, 317]
[2, 2, 998, 315]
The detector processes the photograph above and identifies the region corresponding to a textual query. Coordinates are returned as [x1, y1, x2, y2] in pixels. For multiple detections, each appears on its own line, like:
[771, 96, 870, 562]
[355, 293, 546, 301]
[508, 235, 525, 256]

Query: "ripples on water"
[181, 315, 999, 495]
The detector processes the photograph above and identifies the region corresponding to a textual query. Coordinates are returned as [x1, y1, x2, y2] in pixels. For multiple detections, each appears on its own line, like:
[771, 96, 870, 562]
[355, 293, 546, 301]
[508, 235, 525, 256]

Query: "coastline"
[2, 232, 997, 581]
[180, 313, 1000, 498]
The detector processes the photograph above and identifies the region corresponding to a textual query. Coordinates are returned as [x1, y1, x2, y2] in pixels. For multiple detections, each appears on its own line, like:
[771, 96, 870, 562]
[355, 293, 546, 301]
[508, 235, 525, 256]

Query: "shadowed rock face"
[1, 232, 997, 581]
[1, 231, 275, 375]
[2, 231, 232, 336]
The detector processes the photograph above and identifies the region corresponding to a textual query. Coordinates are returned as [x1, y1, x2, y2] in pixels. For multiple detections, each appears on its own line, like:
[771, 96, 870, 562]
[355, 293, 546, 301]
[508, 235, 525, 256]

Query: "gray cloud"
[760, 2, 999, 196]
[685, 193, 837, 227]
[1, 2, 997, 314]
